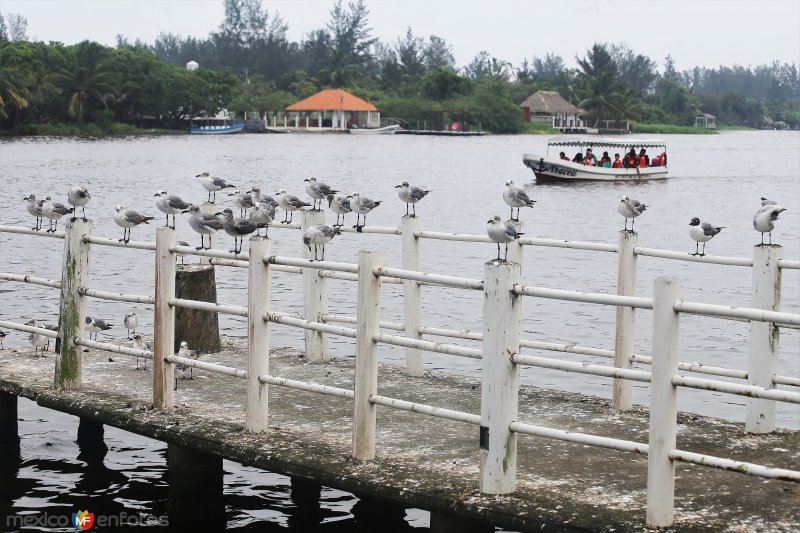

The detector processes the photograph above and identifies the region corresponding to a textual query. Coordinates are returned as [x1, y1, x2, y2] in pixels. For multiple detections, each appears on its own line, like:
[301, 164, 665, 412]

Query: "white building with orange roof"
[286, 88, 380, 131]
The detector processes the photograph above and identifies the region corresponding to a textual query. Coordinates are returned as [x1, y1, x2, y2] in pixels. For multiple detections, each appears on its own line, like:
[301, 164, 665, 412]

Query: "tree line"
[1, 0, 798, 134]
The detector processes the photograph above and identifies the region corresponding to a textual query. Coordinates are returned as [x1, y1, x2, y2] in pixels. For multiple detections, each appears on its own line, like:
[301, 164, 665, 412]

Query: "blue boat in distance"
[190, 116, 245, 134]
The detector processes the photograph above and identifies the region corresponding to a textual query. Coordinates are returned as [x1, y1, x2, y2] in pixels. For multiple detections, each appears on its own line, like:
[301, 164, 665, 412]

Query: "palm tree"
[0, 41, 29, 121]
[317, 48, 361, 88]
[58, 41, 117, 122]
[574, 44, 625, 127]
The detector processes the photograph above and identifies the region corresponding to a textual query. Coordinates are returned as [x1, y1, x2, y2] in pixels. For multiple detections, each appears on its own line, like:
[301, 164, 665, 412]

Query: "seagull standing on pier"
[124, 312, 138, 339]
[395, 181, 432, 218]
[196, 171, 235, 204]
[228, 189, 255, 217]
[305, 177, 338, 210]
[303, 224, 342, 261]
[350, 192, 381, 231]
[688, 218, 724, 256]
[23, 194, 45, 230]
[753, 204, 787, 245]
[618, 195, 647, 232]
[327, 194, 351, 227]
[155, 190, 192, 229]
[183, 205, 223, 250]
[275, 190, 311, 224]
[249, 202, 275, 238]
[67, 186, 91, 221]
[0, 330, 6, 349]
[85, 316, 112, 341]
[176, 341, 199, 385]
[502, 180, 535, 222]
[221, 208, 257, 255]
[25, 319, 47, 357]
[131, 334, 151, 370]
[487, 215, 524, 261]
[114, 205, 155, 243]
[41, 196, 73, 233]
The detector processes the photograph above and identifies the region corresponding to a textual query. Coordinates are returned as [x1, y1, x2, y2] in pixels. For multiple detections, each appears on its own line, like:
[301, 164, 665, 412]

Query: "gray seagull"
[131, 334, 151, 370]
[753, 204, 787, 245]
[221, 208, 257, 255]
[155, 190, 192, 228]
[275, 190, 311, 224]
[249, 202, 275, 238]
[67, 185, 91, 221]
[327, 194, 352, 227]
[303, 224, 342, 261]
[503, 180, 535, 222]
[305, 177, 339, 210]
[85, 316, 112, 341]
[41, 196, 73, 233]
[487, 215, 524, 261]
[228, 189, 255, 217]
[618, 195, 647, 232]
[196, 171, 235, 203]
[183, 204, 223, 250]
[395, 181, 432, 217]
[23, 194, 45, 231]
[688, 217, 724, 256]
[349, 192, 382, 231]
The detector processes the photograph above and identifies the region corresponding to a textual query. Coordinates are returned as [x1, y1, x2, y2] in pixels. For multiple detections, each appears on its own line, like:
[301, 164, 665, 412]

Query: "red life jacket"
[583, 156, 594, 166]
[612, 159, 622, 168]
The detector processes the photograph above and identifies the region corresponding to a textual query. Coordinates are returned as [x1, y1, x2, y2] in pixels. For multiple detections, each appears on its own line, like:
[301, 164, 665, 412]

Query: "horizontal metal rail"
[514, 284, 654, 309]
[773, 375, 800, 387]
[510, 421, 649, 454]
[339, 225, 402, 235]
[374, 266, 484, 290]
[520, 237, 619, 253]
[0, 272, 61, 289]
[418, 326, 483, 341]
[168, 297, 248, 317]
[208, 258, 249, 268]
[0, 225, 64, 239]
[777, 259, 800, 270]
[258, 374, 355, 399]
[511, 353, 652, 382]
[171, 244, 246, 261]
[83, 235, 156, 251]
[317, 270, 403, 284]
[373, 332, 483, 359]
[267, 222, 301, 230]
[670, 449, 800, 482]
[80, 287, 155, 305]
[164, 354, 247, 379]
[634, 246, 753, 267]
[414, 230, 492, 243]
[0, 320, 59, 338]
[74, 337, 153, 360]
[675, 301, 800, 326]
[266, 312, 358, 338]
[320, 313, 405, 332]
[630, 354, 748, 380]
[267, 255, 359, 274]
[370, 394, 481, 425]
[672, 375, 800, 404]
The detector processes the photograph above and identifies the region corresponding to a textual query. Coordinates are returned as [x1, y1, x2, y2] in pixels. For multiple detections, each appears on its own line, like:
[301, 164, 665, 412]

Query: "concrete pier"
[0, 338, 798, 531]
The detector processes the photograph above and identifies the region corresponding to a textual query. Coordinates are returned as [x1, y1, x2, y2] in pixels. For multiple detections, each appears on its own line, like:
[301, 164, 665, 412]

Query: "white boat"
[190, 117, 245, 134]
[347, 124, 401, 135]
[523, 137, 668, 182]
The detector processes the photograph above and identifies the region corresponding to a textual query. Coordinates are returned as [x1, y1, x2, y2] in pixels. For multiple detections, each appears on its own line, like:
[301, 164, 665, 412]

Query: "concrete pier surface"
[0, 338, 798, 531]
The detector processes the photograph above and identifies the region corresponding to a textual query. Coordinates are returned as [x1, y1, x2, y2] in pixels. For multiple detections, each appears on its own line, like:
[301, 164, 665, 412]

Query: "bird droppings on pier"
[0, 338, 798, 532]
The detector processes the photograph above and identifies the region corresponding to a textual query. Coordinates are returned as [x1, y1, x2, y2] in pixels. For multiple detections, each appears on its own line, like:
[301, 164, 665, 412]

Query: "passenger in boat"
[623, 148, 638, 168]
[572, 151, 583, 163]
[599, 151, 612, 167]
[559, 151, 570, 161]
[638, 148, 649, 167]
[583, 148, 598, 166]
[611, 154, 622, 168]
[651, 151, 667, 167]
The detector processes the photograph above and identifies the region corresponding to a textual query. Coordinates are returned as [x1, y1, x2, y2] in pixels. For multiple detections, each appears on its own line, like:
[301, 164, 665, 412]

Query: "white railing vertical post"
[505, 221, 523, 266]
[352, 250, 383, 461]
[300, 209, 328, 362]
[746, 244, 782, 433]
[55, 219, 92, 389]
[246, 236, 271, 432]
[613, 230, 638, 410]
[646, 276, 681, 528]
[154, 227, 176, 410]
[401, 216, 423, 376]
[479, 259, 521, 494]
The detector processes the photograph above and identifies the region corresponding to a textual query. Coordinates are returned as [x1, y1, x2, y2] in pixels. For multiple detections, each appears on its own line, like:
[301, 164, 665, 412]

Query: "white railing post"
[246, 236, 271, 432]
[154, 227, 176, 410]
[614, 230, 638, 410]
[646, 276, 681, 527]
[401, 215, 423, 376]
[55, 219, 92, 389]
[479, 259, 521, 494]
[301, 209, 329, 362]
[352, 250, 383, 461]
[505, 221, 523, 266]
[746, 244, 782, 433]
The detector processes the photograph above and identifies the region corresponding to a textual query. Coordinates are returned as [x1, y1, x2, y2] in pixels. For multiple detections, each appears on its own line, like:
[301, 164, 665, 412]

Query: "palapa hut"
[519, 90, 584, 128]
[286, 89, 379, 130]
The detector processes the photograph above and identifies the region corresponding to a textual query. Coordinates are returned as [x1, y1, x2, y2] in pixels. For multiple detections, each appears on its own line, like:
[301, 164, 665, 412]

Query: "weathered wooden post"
[246, 236, 271, 432]
[646, 276, 681, 528]
[174, 264, 221, 353]
[401, 215, 423, 376]
[301, 209, 328, 362]
[154, 227, 176, 410]
[746, 244, 782, 433]
[55, 218, 91, 389]
[614, 230, 638, 410]
[505, 220, 523, 266]
[479, 258, 521, 494]
[352, 250, 382, 461]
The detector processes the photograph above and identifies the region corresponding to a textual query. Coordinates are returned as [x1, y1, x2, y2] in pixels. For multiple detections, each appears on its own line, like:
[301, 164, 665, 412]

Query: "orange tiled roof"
[286, 89, 377, 111]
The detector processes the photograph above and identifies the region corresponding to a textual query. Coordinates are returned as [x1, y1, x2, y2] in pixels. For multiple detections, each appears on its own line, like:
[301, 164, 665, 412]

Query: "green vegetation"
[632, 123, 717, 135]
[0, 0, 798, 135]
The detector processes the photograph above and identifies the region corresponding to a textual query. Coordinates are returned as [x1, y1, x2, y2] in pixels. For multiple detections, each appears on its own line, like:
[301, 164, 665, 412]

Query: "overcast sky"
[2, 0, 798, 72]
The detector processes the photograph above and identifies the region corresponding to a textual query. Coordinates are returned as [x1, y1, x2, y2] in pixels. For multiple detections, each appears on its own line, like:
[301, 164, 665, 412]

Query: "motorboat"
[523, 137, 668, 182]
[347, 124, 401, 135]
[190, 117, 245, 134]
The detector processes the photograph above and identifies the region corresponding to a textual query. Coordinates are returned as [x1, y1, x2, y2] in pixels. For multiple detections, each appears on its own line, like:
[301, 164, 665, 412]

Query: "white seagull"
[303, 224, 342, 261]
[305, 177, 339, 210]
[175, 341, 199, 386]
[114, 205, 155, 243]
[503, 180, 535, 222]
[221, 208, 257, 255]
[395, 181, 432, 218]
[25, 319, 48, 357]
[688, 217, 724, 256]
[487, 215, 524, 261]
[183, 204, 223, 250]
[131, 334, 151, 370]
[155, 190, 192, 228]
[753, 204, 787, 245]
[41, 196, 73, 233]
[23, 194, 45, 231]
[85, 316, 112, 341]
[327, 194, 352, 227]
[67, 185, 91, 221]
[228, 189, 255, 217]
[349, 192, 382, 231]
[275, 190, 311, 224]
[196, 171, 235, 203]
[124, 312, 138, 339]
[249, 202, 275, 238]
[618, 195, 647, 232]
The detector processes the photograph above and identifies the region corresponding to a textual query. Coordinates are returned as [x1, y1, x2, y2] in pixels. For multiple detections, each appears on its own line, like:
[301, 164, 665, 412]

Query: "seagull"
[305, 177, 339, 210]
[114, 205, 155, 243]
[67, 185, 91, 221]
[183, 204, 223, 250]
[196, 171, 235, 203]
[23, 194, 44, 230]
[228, 189, 255, 217]
[175, 341, 199, 387]
[487, 215, 524, 261]
[349, 192, 381, 231]
[327, 194, 352, 227]
[303, 224, 342, 261]
[395, 181, 432, 218]
[124, 312, 138, 339]
[131, 334, 151, 370]
[25, 319, 47, 357]
[618, 195, 647, 232]
[85, 316, 112, 341]
[154, 190, 192, 228]
[760, 197, 777, 206]
[41, 196, 73, 233]
[42, 324, 58, 351]
[502, 180, 535, 222]
[688, 218, 724, 256]
[753, 204, 787, 245]
[176, 240, 190, 266]
[221, 208, 257, 255]
[0, 330, 6, 349]
[249, 202, 275, 238]
[275, 190, 311, 224]
[248, 187, 278, 208]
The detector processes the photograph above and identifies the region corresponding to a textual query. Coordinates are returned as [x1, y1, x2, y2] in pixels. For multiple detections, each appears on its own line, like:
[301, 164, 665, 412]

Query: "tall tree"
[574, 43, 626, 126]
[58, 41, 117, 122]
[325, 0, 377, 71]
[0, 40, 29, 121]
[396, 28, 425, 77]
[423, 35, 455, 70]
[609, 43, 657, 96]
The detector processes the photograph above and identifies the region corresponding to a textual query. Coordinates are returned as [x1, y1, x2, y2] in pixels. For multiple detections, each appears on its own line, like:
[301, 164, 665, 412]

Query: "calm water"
[0, 131, 799, 529]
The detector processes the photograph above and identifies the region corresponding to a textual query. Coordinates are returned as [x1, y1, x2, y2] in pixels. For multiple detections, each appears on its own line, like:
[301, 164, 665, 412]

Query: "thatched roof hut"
[519, 91, 581, 115]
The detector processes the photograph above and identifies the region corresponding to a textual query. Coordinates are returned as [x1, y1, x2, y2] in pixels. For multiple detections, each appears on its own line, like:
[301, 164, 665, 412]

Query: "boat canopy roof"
[547, 137, 666, 149]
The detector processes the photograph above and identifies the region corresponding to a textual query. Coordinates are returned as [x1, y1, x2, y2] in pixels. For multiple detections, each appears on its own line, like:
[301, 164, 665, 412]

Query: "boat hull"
[190, 124, 245, 134]
[523, 154, 668, 182]
[348, 125, 400, 135]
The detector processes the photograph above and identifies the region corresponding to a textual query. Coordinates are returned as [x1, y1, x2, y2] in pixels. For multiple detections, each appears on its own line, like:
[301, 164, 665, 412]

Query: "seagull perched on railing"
[248, 187, 278, 208]
[303, 224, 342, 261]
[395, 181, 432, 218]
[349, 192, 381, 231]
[487, 215, 524, 261]
[275, 190, 311, 224]
[618, 195, 647, 232]
[131, 334, 151, 370]
[249, 202, 275, 238]
[196, 171, 235, 204]
[753, 204, 787, 245]
[228, 189, 255, 217]
[23, 194, 45, 231]
[155, 190, 192, 229]
[124, 312, 138, 339]
[305, 177, 339, 210]
[221, 208, 257, 255]
[41, 196, 73, 233]
[67, 185, 91, 221]
[327, 194, 351, 227]
[25, 319, 48, 357]
[689, 218, 724, 256]
[175, 341, 199, 388]
[183, 204, 223, 250]
[114, 205, 155, 243]
[502, 180, 535, 222]
[85, 316, 112, 341]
